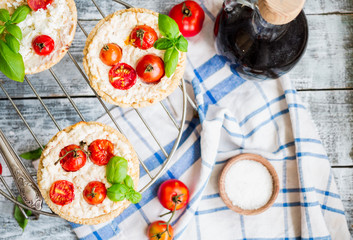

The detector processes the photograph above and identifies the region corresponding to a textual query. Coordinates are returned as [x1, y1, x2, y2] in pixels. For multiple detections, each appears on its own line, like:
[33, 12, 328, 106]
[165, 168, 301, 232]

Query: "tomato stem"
[182, 2, 192, 21]
[136, 29, 145, 48]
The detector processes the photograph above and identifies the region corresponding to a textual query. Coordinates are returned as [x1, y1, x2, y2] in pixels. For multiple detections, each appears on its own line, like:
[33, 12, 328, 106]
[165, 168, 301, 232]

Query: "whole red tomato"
[158, 179, 189, 211]
[169, 1, 205, 37]
[28, 0, 53, 11]
[100, 43, 122, 66]
[49, 180, 75, 206]
[83, 181, 107, 205]
[89, 139, 114, 166]
[130, 25, 158, 50]
[32, 35, 55, 56]
[147, 221, 174, 240]
[108, 63, 137, 90]
[59, 144, 87, 172]
[136, 54, 165, 83]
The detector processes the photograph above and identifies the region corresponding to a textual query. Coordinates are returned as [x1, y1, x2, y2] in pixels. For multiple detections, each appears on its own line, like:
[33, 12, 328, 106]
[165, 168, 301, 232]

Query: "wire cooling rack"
[0, 0, 197, 218]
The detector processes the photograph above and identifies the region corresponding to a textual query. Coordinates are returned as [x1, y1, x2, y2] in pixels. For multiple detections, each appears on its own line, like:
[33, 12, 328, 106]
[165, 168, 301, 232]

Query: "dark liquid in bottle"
[214, 4, 308, 79]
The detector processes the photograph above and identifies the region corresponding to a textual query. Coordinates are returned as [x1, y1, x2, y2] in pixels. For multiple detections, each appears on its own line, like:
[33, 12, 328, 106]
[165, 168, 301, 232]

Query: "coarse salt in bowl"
[219, 153, 280, 215]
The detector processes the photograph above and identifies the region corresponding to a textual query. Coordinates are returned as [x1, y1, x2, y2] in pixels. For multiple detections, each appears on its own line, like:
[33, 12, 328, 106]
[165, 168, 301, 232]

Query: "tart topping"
[57, 144, 87, 172]
[130, 25, 158, 50]
[83, 181, 107, 205]
[88, 139, 114, 166]
[27, 0, 53, 11]
[32, 35, 55, 56]
[49, 180, 75, 206]
[108, 63, 137, 90]
[99, 43, 122, 66]
[136, 54, 165, 83]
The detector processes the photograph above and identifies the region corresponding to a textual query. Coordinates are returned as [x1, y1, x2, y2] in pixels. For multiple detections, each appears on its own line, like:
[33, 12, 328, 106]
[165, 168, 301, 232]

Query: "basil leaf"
[106, 156, 128, 184]
[14, 196, 32, 231]
[165, 47, 179, 78]
[154, 38, 174, 50]
[0, 40, 25, 82]
[124, 175, 134, 189]
[176, 35, 188, 52]
[0, 25, 5, 34]
[5, 34, 20, 53]
[158, 14, 179, 39]
[0, 9, 10, 22]
[20, 146, 44, 160]
[127, 191, 142, 204]
[164, 47, 174, 63]
[107, 183, 129, 202]
[6, 24, 22, 40]
[11, 5, 31, 24]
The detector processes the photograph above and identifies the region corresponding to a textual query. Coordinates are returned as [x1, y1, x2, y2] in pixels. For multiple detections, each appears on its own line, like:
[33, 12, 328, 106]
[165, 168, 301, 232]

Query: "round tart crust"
[0, 0, 77, 75]
[37, 121, 140, 225]
[83, 8, 186, 108]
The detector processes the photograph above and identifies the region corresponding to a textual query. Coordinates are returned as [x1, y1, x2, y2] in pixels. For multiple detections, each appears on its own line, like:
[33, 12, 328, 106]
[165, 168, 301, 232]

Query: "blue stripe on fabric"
[92, 231, 102, 240]
[195, 206, 229, 215]
[194, 55, 227, 81]
[280, 187, 340, 199]
[296, 152, 328, 160]
[321, 205, 345, 215]
[135, 203, 150, 225]
[201, 193, 220, 200]
[240, 215, 246, 239]
[195, 214, 202, 240]
[272, 202, 319, 207]
[199, 0, 216, 21]
[79, 233, 100, 240]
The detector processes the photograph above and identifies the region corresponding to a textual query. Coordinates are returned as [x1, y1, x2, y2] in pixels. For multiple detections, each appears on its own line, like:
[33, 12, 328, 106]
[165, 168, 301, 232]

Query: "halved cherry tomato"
[89, 139, 114, 166]
[169, 1, 205, 37]
[158, 179, 189, 211]
[99, 43, 122, 66]
[136, 54, 165, 83]
[130, 25, 158, 50]
[109, 63, 137, 90]
[28, 0, 53, 11]
[32, 35, 55, 56]
[59, 144, 87, 172]
[49, 180, 75, 206]
[147, 221, 174, 240]
[83, 181, 107, 205]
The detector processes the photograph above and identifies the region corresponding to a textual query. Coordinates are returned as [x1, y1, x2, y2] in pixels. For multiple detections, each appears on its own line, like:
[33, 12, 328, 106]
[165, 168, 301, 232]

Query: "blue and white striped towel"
[71, 0, 350, 239]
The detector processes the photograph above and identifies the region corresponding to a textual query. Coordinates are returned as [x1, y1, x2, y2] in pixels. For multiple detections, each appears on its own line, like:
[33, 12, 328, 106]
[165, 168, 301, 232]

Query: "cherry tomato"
[89, 139, 114, 166]
[147, 221, 174, 240]
[83, 181, 107, 205]
[158, 179, 189, 211]
[99, 43, 123, 66]
[59, 144, 87, 172]
[130, 25, 158, 50]
[49, 180, 75, 206]
[108, 63, 137, 90]
[0, 162, 2, 175]
[169, 1, 205, 37]
[27, 0, 53, 11]
[136, 54, 165, 83]
[32, 35, 55, 56]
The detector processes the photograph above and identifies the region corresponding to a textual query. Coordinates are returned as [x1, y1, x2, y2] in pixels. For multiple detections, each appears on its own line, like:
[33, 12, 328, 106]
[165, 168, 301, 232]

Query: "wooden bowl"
[218, 153, 280, 215]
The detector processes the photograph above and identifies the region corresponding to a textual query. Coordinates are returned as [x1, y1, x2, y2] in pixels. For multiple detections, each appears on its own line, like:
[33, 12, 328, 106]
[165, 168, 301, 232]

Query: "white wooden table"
[0, 0, 352, 239]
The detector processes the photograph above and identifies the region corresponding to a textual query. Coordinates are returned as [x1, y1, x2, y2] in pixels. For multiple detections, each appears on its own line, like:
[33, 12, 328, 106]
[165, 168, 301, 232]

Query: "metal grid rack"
[0, 0, 196, 218]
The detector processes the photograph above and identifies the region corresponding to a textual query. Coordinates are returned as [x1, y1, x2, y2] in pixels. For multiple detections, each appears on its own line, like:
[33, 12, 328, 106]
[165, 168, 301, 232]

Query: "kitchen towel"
[70, 0, 351, 239]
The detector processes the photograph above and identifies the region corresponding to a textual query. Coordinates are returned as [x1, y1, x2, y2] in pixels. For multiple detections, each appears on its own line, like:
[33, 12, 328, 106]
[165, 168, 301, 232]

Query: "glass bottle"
[214, 0, 308, 79]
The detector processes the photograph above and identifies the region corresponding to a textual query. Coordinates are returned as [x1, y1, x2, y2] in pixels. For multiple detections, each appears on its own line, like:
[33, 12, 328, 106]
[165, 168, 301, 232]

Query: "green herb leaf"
[126, 191, 142, 204]
[106, 156, 128, 184]
[0, 40, 25, 82]
[0, 9, 10, 22]
[158, 14, 179, 39]
[124, 175, 134, 189]
[107, 183, 129, 202]
[164, 47, 179, 78]
[6, 24, 22, 40]
[153, 38, 174, 50]
[20, 146, 44, 160]
[11, 5, 31, 24]
[14, 196, 32, 231]
[0, 25, 5, 34]
[5, 34, 20, 53]
[176, 35, 188, 52]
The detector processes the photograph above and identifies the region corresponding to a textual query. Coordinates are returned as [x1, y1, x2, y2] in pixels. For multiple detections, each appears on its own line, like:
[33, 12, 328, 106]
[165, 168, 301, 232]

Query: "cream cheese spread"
[85, 11, 183, 106]
[0, 0, 75, 73]
[39, 123, 138, 218]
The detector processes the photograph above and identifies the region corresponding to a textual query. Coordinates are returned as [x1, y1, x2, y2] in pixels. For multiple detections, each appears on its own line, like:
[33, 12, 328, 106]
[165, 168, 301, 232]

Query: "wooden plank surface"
[0, 0, 352, 239]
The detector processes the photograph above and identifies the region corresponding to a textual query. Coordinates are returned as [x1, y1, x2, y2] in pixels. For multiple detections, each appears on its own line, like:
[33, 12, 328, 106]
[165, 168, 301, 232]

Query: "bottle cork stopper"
[258, 0, 306, 25]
